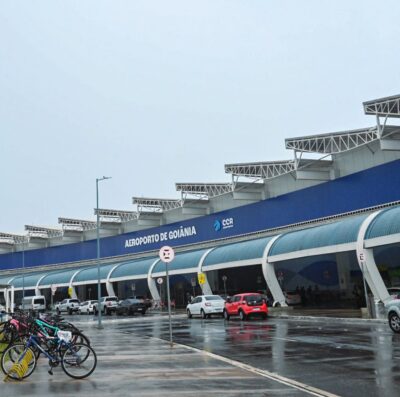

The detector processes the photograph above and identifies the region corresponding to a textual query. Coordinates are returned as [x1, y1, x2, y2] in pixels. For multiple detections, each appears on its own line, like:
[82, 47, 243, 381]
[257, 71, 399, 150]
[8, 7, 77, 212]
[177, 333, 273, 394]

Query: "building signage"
[2, 159, 400, 271]
[125, 226, 197, 248]
[213, 217, 234, 232]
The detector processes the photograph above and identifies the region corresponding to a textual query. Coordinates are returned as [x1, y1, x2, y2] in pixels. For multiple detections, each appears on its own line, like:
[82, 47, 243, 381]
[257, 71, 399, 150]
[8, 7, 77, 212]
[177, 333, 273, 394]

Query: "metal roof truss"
[176, 183, 233, 199]
[132, 197, 182, 213]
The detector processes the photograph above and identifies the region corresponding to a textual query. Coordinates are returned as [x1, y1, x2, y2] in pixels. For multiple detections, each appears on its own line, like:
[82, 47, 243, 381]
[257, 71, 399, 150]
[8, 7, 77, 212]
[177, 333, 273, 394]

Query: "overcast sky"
[1, 1, 400, 233]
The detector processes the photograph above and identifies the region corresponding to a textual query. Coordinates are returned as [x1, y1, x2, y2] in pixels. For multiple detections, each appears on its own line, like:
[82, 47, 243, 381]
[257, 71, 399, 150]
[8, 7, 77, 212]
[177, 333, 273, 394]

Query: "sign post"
[191, 277, 196, 297]
[222, 275, 228, 298]
[159, 246, 175, 347]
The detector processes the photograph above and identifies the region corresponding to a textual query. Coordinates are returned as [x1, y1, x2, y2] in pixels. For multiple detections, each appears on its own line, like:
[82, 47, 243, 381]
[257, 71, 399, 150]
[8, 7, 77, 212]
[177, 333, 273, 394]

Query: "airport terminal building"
[2, 95, 400, 313]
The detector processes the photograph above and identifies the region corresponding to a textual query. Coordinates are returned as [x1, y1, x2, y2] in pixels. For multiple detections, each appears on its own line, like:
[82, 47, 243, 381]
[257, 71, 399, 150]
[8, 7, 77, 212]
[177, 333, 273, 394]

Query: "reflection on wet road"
[118, 315, 400, 397]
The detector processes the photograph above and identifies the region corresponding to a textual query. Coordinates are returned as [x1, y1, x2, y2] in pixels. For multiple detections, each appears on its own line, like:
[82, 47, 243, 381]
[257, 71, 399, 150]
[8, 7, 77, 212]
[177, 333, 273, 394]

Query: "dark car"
[116, 298, 147, 316]
[129, 296, 153, 309]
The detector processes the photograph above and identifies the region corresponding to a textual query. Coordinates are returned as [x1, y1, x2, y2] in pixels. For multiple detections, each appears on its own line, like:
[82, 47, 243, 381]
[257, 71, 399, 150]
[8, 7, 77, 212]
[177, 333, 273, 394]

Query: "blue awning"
[11, 273, 48, 289]
[0, 275, 15, 286]
[203, 237, 273, 269]
[152, 249, 209, 275]
[110, 257, 156, 280]
[39, 268, 85, 287]
[270, 214, 368, 257]
[365, 206, 400, 240]
[74, 263, 116, 283]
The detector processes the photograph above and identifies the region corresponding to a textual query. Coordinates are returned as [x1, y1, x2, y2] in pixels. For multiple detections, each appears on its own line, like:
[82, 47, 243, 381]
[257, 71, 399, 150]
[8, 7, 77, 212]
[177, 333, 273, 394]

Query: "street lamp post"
[22, 238, 25, 310]
[96, 176, 111, 329]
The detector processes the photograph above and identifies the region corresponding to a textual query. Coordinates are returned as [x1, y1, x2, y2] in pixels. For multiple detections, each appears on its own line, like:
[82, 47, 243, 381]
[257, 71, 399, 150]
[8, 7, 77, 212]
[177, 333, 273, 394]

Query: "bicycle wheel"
[1, 344, 37, 380]
[61, 343, 97, 379]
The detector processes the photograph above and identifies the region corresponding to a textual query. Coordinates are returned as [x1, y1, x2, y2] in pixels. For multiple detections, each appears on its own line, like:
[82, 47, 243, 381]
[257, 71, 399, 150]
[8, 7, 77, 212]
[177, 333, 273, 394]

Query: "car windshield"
[107, 297, 118, 301]
[245, 295, 263, 304]
[205, 296, 223, 301]
[70, 299, 80, 303]
[34, 298, 45, 305]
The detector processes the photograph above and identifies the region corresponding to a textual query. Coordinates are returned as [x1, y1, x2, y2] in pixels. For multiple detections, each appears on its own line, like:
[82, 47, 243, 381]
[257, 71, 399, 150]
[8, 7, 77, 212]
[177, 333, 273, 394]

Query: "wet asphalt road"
[2, 313, 400, 396]
[116, 314, 400, 397]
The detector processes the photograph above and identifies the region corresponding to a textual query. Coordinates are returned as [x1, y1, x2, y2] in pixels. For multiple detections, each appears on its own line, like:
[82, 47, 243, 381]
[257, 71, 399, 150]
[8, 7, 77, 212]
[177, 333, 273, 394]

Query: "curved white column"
[69, 269, 84, 300]
[356, 211, 390, 303]
[35, 274, 48, 296]
[147, 259, 162, 301]
[197, 248, 215, 295]
[106, 264, 120, 297]
[262, 235, 287, 307]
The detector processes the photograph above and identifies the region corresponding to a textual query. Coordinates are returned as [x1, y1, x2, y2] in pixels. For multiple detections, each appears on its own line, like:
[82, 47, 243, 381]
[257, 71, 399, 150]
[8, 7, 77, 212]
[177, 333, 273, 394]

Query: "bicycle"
[1, 330, 97, 380]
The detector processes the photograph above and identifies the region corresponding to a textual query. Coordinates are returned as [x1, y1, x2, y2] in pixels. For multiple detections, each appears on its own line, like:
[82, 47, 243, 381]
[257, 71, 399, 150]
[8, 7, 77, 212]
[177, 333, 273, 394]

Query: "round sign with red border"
[159, 246, 175, 263]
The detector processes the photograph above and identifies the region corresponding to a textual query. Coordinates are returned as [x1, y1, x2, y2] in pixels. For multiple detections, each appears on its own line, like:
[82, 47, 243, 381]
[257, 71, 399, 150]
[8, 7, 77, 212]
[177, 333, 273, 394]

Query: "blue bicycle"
[1, 330, 97, 380]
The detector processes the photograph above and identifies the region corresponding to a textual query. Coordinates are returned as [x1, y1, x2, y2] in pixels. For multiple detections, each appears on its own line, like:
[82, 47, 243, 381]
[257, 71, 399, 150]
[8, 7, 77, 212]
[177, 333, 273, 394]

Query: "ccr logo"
[213, 220, 222, 231]
[213, 217, 234, 231]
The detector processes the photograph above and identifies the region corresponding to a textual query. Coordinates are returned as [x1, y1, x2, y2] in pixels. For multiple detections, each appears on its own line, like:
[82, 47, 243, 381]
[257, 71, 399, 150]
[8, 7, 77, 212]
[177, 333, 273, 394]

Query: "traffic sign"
[157, 277, 163, 285]
[159, 246, 175, 263]
[51, 285, 57, 295]
[222, 275, 228, 282]
[198, 273, 206, 285]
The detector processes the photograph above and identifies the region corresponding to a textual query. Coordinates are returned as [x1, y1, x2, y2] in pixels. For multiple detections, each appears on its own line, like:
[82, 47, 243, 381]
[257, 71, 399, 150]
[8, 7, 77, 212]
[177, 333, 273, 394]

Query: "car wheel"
[389, 312, 400, 333]
[187, 309, 192, 319]
[57, 308, 61, 315]
[104, 307, 109, 316]
[201, 309, 207, 320]
[141, 310, 146, 316]
[68, 308, 72, 315]
[239, 310, 247, 321]
[262, 313, 267, 320]
[223, 310, 230, 320]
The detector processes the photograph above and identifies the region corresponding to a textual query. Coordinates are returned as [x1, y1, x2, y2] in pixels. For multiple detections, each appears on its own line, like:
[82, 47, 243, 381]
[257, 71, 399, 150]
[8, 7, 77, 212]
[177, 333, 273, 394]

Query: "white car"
[55, 298, 81, 315]
[387, 287, 400, 300]
[186, 295, 225, 319]
[78, 300, 98, 314]
[284, 291, 302, 305]
[385, 298, 400, 333]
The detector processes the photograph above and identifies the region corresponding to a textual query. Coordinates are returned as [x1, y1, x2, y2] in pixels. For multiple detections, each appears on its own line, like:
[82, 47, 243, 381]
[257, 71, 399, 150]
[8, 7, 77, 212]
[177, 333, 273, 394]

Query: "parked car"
[55, 298, 80, 315]
[94, 296, 119, 315]
[224, 293, 268, 321]
[385, 298, 400, 333]
[186, 295, 225, 319]
[116, 298, 147, 316]
[387, 287, 400, 300]
[19, 295, 47, 312]
[78, 300, 98, 315]
[129, 295, 153, 309]
[284, 291, 302, 305]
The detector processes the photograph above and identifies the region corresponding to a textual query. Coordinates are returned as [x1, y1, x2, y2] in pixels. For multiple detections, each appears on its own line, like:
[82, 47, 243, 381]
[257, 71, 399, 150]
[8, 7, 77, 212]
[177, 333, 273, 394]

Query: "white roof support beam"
[94, 208, 138, 223]
[58, 217, 97, 232]
[25, 225, 63, 239]
[0, 232, 26, 246]
[176, 183, 233, 199]
[225, 161, 296, 180]
[363, 95, 400, 118]
[132, 197, 183, 213]
[285, 127, 379, 154]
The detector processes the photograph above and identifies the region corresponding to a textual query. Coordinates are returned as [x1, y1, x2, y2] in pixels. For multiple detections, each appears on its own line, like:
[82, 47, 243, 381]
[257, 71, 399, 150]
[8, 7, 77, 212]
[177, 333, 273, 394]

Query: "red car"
[223, 293, 268, 321]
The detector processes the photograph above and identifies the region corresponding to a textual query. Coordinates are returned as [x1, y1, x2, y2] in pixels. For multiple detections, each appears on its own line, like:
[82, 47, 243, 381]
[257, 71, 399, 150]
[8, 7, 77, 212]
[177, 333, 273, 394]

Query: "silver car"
[385, 299, 400, 333]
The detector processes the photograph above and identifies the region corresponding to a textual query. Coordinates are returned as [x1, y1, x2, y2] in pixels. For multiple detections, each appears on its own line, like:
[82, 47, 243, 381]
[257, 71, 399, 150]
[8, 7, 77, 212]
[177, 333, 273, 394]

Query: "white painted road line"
[150, 337, 340, 397]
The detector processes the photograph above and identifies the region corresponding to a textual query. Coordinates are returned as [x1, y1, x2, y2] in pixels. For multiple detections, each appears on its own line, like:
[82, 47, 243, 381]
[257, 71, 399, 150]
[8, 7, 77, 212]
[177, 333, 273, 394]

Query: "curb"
[268, 313, 386, 325]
